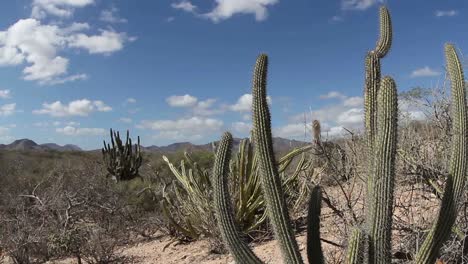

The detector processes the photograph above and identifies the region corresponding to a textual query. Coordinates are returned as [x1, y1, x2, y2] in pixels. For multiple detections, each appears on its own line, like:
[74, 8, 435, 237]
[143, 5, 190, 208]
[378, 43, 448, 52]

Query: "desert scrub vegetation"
[0, 5, 468, 264]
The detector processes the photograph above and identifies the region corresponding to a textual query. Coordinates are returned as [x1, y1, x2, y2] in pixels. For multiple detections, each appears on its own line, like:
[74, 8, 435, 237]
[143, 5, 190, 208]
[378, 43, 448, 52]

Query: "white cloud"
[0, 126, 14, 143]
[343, 96, 363, 107]
[336, 108, 363, 126]
[0, 103, 16, 116]
[68, 30, 134, 54]
[119, 117, 132, 123]
[0, 18, 131, 84]
[203, 0, 279, 22]
[230, 93, 272, 112]
[126, 97, 137, 104]
[33, 99, 112, 117]
[274, 123, 307, 138]
[193, 98, 224, 116]
[56, 125, 106, 136]
[139, 116, 223, 141]
[166, 94, 198, 107]
[410, 66, 441, 78]
[100, 7, 127, 23]
[435, 10, 458, 17]
[0, 90, 11, 99]
[319, 91, 346, 100]
[232, 121, 251, 134]
[31, 0, 95, 19]
[341, 0, 381, 10]
[171, 1, 198, 13]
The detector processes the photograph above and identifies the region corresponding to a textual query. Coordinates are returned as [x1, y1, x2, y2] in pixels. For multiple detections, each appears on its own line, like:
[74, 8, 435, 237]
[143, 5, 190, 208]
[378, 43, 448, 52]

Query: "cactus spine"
[368, 77, 398, 263]
[364, 6, 396, 264]
[251, 54, 304, 264]
[306, 186, 324, 264]
[211, 5, 467, 264]
[212, 132, 262, 264]
[414, 44, 468, 263]
[346, 229, 366, 264]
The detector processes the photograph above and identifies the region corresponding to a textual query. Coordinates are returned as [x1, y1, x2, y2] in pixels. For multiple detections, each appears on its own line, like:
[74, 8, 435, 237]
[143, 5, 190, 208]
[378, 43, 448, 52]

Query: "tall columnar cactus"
[414, 44, 468, 264]
[102, 129, 142, 181]
[364, 6, 395, 263]
[367, 77, 398, 263]
[212, 5, 467, 264]
[251, 54, 304, 264]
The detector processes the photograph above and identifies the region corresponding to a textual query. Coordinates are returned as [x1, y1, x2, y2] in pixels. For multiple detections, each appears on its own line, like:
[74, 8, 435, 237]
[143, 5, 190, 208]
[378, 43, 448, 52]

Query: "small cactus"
[102, 129, 142, 181]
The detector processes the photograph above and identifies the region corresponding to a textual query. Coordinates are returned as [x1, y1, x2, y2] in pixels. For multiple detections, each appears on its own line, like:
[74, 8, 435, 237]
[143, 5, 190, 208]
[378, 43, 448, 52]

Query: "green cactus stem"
[251, 54, 304, 264]
[212, 132, 262, 264]
[373, 6, 392, 58]
[415, 44, 468, 264]
[306, 185, 324, 264]
[368, 77, 398, 264]
[102, 129, 142, 181]
[346, 229, 366, 264]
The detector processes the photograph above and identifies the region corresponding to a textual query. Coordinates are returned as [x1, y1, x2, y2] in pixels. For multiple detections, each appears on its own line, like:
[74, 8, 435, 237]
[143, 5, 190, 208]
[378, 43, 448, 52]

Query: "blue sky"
[0, 0, 466, 150]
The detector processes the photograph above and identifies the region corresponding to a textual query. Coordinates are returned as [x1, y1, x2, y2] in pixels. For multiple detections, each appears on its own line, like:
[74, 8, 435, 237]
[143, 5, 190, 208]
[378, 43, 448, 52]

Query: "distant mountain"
[142, 137, 309, 154]
[0, 139, 82, 152]
[0, 137, 308, 154]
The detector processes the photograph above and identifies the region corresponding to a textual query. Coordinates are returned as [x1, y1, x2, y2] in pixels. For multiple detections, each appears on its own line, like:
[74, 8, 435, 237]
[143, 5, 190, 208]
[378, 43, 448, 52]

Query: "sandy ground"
[2, 183, 440, 264]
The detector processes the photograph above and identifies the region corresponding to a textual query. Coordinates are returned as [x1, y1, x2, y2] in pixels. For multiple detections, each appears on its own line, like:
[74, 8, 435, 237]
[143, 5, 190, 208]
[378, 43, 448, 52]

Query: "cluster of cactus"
[212, 6, 467, 264]
[161, 140, 312, 239]
[102, 129, 142, 181]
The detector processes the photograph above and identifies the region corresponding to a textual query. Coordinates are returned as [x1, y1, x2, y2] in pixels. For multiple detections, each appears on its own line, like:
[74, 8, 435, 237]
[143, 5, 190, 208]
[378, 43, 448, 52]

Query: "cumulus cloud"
[203, 0, 279, 22]
[33, 99, 112, 117]
[100, 7, 127, 23]
[0, 103, 16, 116]
[230, 93, 272, 112]
[341, 0, 381, 10]
[172, 0, 278, 22]
[410, 66, 441, 78]
[435, 10, 458, 17]
[0, 18, 132, 84]
[232, 121, 251, 134]
[343, 96, 363, 107]
[319, 91, 346, 100]
[68, 30, 134, 54]
[138, 116, 223, 141]
[274, 123, 307, 138]
[31, 0, 95, 19]
[171, 1, 198, 13]
[0, 90, 11, 99]
[56, 125, 106, 136]
[166, 94, 198, 107]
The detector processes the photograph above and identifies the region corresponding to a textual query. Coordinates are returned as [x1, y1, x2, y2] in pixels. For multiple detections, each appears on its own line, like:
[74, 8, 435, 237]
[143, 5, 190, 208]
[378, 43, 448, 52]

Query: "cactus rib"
[213, 132, 262, 264]
[306, 185, 324, 264]
[252, 54, 304, 264]
[346, 229, 366, 264]
[373, 6, 392, 58]
[415, 44, 468, 264]
[368, 77, 398, 264]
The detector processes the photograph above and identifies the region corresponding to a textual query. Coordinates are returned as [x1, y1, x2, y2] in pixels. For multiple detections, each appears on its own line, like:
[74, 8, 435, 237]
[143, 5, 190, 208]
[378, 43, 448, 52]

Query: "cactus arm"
[415, 44, 468, 264]
[373, 6, 392, 58]
[306, 185, 324, 264]
[251, 54, 304, 264]
[368, 77, 398, 264]
[364, 52, 381, 154]
[346, 229, 366, 264]
[212, 132, 262, 264]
